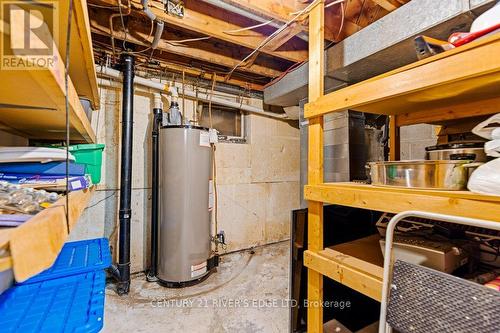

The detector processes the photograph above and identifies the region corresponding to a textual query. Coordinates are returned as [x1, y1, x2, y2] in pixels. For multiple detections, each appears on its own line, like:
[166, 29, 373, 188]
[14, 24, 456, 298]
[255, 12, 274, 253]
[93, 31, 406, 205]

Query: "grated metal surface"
[387, 260, 500, 333]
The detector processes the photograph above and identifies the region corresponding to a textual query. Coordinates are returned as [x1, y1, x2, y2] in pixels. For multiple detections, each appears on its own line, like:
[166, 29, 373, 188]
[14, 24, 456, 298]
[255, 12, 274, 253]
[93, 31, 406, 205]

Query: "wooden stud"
[307, 1, 325, 332]
[389, 116, 400, 161]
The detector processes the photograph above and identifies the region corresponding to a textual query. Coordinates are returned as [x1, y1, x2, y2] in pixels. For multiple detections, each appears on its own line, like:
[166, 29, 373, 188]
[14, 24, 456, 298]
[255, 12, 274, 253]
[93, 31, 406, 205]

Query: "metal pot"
[425, 141, 487, 162]
[368, 160, 475, 190]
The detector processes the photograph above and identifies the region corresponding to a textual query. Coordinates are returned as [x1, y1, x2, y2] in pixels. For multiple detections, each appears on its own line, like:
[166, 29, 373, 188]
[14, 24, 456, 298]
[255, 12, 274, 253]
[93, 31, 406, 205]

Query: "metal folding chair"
[379, 211, 500, 333]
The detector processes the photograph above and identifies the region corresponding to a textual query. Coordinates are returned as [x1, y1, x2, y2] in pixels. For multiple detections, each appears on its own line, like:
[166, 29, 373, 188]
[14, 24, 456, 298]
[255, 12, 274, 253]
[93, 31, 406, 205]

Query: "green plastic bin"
[68, 144, 105, 184]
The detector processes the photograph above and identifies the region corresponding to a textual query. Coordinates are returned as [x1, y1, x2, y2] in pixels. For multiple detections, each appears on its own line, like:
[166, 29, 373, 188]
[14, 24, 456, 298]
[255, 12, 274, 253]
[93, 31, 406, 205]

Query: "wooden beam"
[304, 236, 385, 302]
[304, 250, 383, 302]
[91, 0, 307, 63]
[89, 14, 282, 78]
[307, 1, 324, 333]
[371, 0, 402, 11]
[221, 0, 304, 22]
[305, 183, 500, 222]
[155, 62, 265, 91]
[222, 0, 364, 42]
[93, 36, 266, 91]
[262, 22, 304, 52]
[396, 96, 500, 127]
[389, 115, 400, 160]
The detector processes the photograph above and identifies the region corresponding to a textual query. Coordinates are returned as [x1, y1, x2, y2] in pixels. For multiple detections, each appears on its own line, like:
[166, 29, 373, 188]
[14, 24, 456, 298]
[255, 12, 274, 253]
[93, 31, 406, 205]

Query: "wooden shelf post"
[389, 115, 400, 160]
[307, 1, 325, 332]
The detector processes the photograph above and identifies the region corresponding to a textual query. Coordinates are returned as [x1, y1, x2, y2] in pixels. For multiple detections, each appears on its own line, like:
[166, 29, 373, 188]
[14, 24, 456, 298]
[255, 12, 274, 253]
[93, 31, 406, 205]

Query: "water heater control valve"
[213, 231, 227, 249]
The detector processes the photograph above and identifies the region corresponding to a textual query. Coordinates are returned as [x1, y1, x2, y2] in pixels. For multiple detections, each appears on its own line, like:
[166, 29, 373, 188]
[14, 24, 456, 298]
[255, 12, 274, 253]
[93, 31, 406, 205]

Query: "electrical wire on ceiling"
[88, 3, 119, 9]
[100, 0, 271, 82]
[123, 19, 155, 55]
[224, 0, 327, 80]
[335, 0, 346, 40]
[356, 0, 369, 26]
[222, 19, 275, 35]
[110, 0, 131, 54]
[263, 0, 346, 89]
[326, 0, 347, 9]
[163, 36, 212, 47]
[288, 0, 345, 15]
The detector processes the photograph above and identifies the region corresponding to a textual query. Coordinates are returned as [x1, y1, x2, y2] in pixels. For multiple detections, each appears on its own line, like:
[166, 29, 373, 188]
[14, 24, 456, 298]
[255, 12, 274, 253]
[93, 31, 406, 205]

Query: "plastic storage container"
[0, 238, 111, 333]
[19, 238, 111, 285]
[0, 271, 106, 333]
[68, 144, 105, 184]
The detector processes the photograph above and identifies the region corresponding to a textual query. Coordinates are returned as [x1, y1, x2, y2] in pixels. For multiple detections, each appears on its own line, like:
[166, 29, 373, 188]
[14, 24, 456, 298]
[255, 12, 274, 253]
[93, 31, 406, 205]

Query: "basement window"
[198, 103, 245, 143]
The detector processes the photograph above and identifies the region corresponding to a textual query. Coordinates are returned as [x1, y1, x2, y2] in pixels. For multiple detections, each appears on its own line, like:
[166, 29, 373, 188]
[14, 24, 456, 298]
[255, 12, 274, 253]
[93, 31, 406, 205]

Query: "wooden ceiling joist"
[89, 12, 283, 78]
[262, 22, 304, 52]
[221, 0, 407, 42]
[371, 0, 404, 11]
[147, 62, 266, 91]
[91, 0, 308, 63]
[221, 0, 340, 41]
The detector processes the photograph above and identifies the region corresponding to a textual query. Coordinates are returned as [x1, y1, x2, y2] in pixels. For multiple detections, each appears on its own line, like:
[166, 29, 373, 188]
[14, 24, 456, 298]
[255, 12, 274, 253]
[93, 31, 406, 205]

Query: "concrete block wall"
[217, 115, 300, 251]
[70, 85, 300, 273]
[400, 124, 437, 160]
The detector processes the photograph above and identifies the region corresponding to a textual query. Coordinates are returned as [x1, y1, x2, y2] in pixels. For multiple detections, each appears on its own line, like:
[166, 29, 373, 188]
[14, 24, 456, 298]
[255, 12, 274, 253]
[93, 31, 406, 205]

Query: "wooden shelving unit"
[0, 0, 98, 143]
[305, 33, 500, 121]
[59, 0, 100, 109]
[304, 235, 384, 302]
[304, 2, 500, 332]
[0, 188, 94, 282]
[305, 183, 500, 222]
[0, 0, 98, 286]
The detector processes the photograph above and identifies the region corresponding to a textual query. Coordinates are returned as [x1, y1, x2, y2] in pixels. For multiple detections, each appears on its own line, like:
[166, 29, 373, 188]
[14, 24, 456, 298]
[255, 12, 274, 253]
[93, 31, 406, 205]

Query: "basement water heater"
[156, 125, 217, 287]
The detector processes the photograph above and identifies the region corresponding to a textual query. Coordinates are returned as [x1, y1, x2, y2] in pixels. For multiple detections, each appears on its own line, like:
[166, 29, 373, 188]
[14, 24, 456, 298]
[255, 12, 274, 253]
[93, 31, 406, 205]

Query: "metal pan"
[368, 160, 475, 190]
[425, 141, 487, 162]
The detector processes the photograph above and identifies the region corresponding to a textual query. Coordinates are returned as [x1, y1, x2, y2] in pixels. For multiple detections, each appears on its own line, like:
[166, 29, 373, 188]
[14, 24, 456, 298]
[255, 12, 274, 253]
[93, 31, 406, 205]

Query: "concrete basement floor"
[103, 241, 290, 333]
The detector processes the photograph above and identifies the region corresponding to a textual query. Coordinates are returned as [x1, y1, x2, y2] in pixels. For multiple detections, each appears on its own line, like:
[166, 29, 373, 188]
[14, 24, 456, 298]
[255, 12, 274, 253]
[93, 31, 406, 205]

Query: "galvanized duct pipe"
[98, 66, 288, 119]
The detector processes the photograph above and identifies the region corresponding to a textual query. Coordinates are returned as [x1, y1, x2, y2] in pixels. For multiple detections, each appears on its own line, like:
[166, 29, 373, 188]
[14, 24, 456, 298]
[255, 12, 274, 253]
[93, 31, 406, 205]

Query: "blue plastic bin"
[20, 238, 111, 285]
[0, 271, 106, 333]
[0, 238, 111, 333]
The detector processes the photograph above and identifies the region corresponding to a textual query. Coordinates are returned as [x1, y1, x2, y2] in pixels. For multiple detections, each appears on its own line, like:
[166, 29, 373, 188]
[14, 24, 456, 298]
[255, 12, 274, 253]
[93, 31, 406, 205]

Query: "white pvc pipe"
[97, 66, 288, 120]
